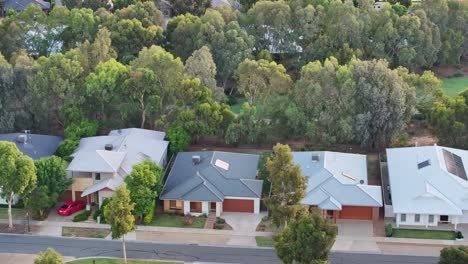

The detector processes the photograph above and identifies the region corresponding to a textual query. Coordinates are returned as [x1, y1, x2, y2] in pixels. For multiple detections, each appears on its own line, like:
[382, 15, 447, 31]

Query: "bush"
[456, 231, 464, 239]
[261, 216, 269, 222]
[166, 125, 191, 155]
[93, 198, 111, 224]
[73, 210, 91, 222]
[226, 95, 238, 106]
[385, 224, 393, 237]
[439, 246, 468, 264]
[449, 72, 464, 78]
[214, 223, 224, 229]
[184, 214, 194, 226]
[143, 204, 155, 225]
[216, 217, 226, 224]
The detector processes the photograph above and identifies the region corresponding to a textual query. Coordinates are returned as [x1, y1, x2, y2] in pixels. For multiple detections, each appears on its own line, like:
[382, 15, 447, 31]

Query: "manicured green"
[0, 208, 26, 220]
[255, 236, 274, 247]
[72, 210, 91, 222]
[62, 227, 110, 239]
[67, 258, 181, 264]
[392, 228, 456, 240]
[149, 214, 206, 228]
[442, 77, 468, 97]
[230, 98, 247, 114]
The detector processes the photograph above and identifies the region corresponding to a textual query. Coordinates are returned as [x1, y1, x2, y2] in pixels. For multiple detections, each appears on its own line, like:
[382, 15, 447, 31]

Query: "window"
[95, 173, 101, 180]
[400, 214, 406, 222]
[428, 215, 434, 223]
[415, 214, 420, 223]
[440, 215, 449, 222]
[169, 200, 177, 209]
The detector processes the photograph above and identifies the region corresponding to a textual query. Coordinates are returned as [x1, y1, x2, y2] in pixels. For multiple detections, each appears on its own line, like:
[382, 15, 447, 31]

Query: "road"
[0, 235, 438, 264]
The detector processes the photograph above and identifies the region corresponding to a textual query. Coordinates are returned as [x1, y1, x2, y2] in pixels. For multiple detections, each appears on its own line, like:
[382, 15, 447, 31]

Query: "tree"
[104, 185, 136, 264]
[0, 141, 37, 229]
[225, 102, 264, 145]
[169, 0, 211, 16]
[274, 210, 337, 264]
[0, 53, 14, 133]
[166, 125, 191, 155]
[24, 186, 51, 220]
[439, 246, 468, 264]
[33, 156, 72, 217]
[114, 2, 165, 28]
[266, 143, 306, 227]
[236, 59, 292, 105]
[125, 160, 163, 222]
[34, 248, 64, 264]
[56, 119, 98, 161]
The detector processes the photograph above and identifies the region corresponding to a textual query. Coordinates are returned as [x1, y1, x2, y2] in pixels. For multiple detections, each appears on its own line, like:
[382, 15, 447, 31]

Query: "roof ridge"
[96, 150, 120, 172]
[356, 184, 383, 206]
[240, 179, 261, 198]
[416, 180, 462, 212]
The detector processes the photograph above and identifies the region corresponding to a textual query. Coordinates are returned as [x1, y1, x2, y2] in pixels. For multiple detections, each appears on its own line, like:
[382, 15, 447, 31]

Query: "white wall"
[216, 202, 223, 217]
[98, 190, 114, 207]
[385, 204, 394, 218]
[396, 213, 438, 227]
[460, 210, 468, 224]
[183, 201, 190, 215]
[201, 201, 209, 215]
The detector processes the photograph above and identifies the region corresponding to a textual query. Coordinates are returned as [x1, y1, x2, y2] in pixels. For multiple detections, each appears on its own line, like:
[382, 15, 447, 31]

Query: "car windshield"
[60, 205, 69, 209]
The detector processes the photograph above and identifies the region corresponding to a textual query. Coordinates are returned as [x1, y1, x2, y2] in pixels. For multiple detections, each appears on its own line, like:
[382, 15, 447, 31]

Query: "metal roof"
[160, 151, 262, 202]
[4, 0, 50, 11]
[0, 133, 62, 160]
[387, 146, 468, 215]
[293, 151, 383, 209]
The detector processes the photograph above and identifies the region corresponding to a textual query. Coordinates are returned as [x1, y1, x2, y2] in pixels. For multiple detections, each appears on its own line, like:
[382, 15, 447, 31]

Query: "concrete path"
[221, 212, 265, 232]
[336, 219, 374, 238]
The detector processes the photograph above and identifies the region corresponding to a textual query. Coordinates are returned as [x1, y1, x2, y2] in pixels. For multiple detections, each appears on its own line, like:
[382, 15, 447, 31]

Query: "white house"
[387, 145, 468, 229]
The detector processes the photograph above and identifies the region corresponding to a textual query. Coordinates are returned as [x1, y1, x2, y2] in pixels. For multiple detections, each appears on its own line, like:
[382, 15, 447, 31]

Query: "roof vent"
[312, 155, 319, 162]
[192, 155, 201, 165]
[359, 180, 365, 184]
[16, 134, 27, 144]
[417, 159, 431, 170]
[215, 159, 230, 170]
[105, 144, 113, 151]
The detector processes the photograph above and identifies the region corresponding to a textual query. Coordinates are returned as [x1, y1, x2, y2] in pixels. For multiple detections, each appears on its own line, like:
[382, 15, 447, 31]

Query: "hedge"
[73, 210, 91, 222]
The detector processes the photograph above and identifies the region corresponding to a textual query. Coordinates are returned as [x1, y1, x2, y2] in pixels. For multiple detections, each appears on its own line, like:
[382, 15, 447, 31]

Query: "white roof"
[293, 151, 383, 210]
[387, 146, 468, 215]
[68, 128, 169, 193]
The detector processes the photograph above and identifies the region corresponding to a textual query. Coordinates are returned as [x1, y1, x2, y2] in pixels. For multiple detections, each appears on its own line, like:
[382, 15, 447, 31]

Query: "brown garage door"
[58, 191, 87, 202]
[223, 199, 254, 213]
[339, 206, 373, 220]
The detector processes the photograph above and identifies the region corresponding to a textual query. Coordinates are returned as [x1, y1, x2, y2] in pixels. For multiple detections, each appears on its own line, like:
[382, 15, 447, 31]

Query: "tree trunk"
[8, 192, 13, 229]
[122, 234, 127, 264]
[140, 96, 146, 129]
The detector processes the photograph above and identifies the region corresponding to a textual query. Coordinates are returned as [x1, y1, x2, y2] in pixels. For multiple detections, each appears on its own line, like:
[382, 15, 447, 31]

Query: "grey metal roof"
[387, 146, 468, 215]
[4, 0, 50, 11]
[160, 151, 262, 202]
[0, 133, 63, 160]
[293, 151, 383, 210]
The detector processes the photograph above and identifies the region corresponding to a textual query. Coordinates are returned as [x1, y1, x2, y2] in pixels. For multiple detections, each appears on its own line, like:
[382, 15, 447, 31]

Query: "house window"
[400, 214, 406, 222]
[415, 214, 420, 223]
[95, 173, 101, 180]
[440, 215, 449, 222]
[190, 202, 202, 213]
[169, 200, 177, 209]
[428, 215, 434, 223]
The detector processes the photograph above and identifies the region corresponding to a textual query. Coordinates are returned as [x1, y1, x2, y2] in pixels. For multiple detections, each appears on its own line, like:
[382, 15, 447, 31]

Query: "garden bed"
[62, 227, 110, 238]
[392, 228, 457, 240]
[67, 258, 181, 264]
[255, 236, 274, 247]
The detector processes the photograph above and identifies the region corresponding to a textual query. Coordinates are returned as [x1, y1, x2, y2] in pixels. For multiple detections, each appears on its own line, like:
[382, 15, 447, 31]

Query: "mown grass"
[255, 236, 274, 247]
[442, 76, 468, 97]
[67, 258, 181, 264]
[392, 228, 456, 240]
[149, 214, 206, 228]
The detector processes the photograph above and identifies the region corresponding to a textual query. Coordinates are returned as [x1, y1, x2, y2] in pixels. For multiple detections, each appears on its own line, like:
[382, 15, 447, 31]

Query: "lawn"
[230, 98, 247, 114]
[0, 208, 26, 220]
[67, 258, 181, 264]
[255, 236, 274, 247]
[149, 214, 206, 228]
[62, 227, 110, 238]
[442, 76, 468, 97]
[392, 228, 456, 240]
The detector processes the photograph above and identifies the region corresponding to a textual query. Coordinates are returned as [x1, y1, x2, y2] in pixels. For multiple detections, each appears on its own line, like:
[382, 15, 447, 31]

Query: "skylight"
[417, 159, 431, 170]
[215, 159, 230, 171]
[443, 149, 467, 180]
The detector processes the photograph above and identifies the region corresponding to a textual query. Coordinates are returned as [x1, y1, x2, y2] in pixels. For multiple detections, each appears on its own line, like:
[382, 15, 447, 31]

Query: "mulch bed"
[0, 223, 38, 234]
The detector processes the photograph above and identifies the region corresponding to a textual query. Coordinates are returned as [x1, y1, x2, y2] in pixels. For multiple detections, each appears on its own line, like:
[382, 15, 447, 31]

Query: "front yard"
[67, 258, 181, 264]
[0, 208, 26, 220]
[392, 228, 456, 240]
[255, 236, 274, 247]
[149, 213, 206, 229]
[62, 227, 110, 238]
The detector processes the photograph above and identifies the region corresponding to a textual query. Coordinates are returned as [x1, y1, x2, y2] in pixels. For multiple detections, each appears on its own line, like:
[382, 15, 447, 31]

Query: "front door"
[210, 202, 216, 212]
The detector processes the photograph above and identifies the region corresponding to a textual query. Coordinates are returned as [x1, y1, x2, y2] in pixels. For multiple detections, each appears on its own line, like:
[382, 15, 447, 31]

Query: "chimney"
[105, 144, 113, 151]
[192, 155, 201, 165]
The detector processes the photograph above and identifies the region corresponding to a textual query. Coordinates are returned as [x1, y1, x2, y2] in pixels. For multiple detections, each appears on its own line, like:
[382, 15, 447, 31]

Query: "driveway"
[45, 204, 77, 222]
[221, 212, 266, 232]
[336, 219, 374, 238]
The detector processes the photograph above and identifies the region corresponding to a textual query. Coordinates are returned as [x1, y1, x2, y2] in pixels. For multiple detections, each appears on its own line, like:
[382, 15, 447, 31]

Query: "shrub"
[439, 246, 468, 264]
[226, 96, 238, 106]
[449, 72, 464, 78]
[73, 210, 91, 222]
[216, 217, 226, 224]
[184, 214, 194, 226]
[143, 204, 155, 225]
[261, 216, 269, 222]
[93, 198, 111, 224]
[385, 224, 393, 237]
[456, 231, 464, 239]
[214, 223, 224, 229]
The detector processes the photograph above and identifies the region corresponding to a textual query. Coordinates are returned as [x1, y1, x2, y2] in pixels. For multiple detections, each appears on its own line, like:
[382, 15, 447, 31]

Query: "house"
[160, 151, 263, 217]
[0, 0, 50, 16]
[387, 145, 468, 229]
[65, 128, 169, 206]
[0, 131, 63, 204]
[293, 151, 383, 221]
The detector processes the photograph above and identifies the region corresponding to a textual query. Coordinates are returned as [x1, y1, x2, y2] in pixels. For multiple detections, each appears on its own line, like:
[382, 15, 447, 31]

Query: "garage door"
[339, 206, 373, 220]
[223, 199, 254, 213]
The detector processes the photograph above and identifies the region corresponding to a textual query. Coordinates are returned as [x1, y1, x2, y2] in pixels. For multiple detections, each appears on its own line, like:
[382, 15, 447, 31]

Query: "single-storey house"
[65, 128, 169, 206]
[293, 151, 383, 221]
[160, 151, 263, 217]
[387, 145, 468, 229]
[0, 0, 50, 16]
[0, 131, 63, 204]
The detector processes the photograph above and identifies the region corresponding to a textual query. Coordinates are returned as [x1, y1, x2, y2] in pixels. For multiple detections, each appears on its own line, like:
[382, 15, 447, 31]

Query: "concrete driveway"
[221, 212, 266, 232]
[336, 219, 374, 238]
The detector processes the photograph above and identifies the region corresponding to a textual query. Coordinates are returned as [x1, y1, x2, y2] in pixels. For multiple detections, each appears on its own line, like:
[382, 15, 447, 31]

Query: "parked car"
[57, 201, 86, 216]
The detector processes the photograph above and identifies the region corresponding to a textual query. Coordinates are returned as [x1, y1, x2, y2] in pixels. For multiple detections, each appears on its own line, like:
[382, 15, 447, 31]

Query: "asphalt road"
[0, 235, 438, 264]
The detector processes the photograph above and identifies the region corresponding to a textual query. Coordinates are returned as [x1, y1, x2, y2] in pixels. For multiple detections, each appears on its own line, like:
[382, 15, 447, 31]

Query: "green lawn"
[62, 227, 110, 239]
[67, 258, 181, 264]
[0, 208, 26, 220]
[149, 214, 206, 228]
[392, 228, 456, 240]
[255, 236, 274, 247]
[442, 76, 468, 97]
[230, 98, 247, 114]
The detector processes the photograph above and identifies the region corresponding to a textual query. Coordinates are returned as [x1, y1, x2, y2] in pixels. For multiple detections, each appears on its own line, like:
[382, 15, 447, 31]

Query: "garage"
[223, 199, 254, 213]
[339, 206, 373, 220]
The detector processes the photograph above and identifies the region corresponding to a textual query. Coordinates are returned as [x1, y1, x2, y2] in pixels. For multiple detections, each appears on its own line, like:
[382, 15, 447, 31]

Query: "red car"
[57, 201, 86, 216]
